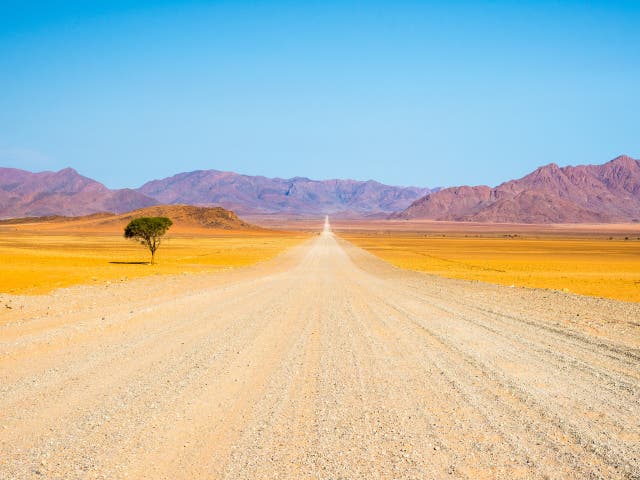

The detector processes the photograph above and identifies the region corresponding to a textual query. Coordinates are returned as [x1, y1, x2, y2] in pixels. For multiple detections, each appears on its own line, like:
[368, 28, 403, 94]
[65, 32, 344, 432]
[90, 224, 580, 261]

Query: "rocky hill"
[0, 205, 257, 231]
[109, 205, 256, 230]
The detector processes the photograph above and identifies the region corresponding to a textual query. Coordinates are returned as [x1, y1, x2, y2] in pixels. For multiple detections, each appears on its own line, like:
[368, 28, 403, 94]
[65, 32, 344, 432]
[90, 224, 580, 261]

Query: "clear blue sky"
[0, 1, 638, 189]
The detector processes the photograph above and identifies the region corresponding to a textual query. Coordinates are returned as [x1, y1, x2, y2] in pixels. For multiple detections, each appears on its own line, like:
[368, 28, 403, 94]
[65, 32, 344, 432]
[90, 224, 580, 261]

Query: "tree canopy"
[124, 216, 173, 264]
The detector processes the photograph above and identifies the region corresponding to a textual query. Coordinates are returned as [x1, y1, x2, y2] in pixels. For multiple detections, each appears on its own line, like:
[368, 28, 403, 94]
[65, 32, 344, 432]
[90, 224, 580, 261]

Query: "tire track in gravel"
[342, 269, 611, 478]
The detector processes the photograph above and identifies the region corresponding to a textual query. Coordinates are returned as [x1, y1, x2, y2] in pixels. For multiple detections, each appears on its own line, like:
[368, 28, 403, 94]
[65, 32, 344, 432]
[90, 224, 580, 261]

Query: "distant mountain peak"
[0, 167, 157, 219]
[608, 154, 638, 167]
[57, 166, 80, 174]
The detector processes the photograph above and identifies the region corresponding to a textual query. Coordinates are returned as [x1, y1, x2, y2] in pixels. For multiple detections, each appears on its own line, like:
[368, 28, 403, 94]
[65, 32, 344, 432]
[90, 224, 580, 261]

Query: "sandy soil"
[340, 233, 640, 303]
[1, 226, 639, 479]
[0, 229, 308, 294]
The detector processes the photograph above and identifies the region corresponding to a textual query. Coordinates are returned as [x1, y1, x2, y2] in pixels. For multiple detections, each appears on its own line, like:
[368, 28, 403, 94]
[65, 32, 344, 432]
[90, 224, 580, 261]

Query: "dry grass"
[341, 232, 640, 303]
[0, 229, 309, 294]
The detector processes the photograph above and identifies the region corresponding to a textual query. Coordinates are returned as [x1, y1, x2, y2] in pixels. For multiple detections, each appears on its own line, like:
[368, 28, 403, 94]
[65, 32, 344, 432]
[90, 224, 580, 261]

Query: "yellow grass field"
[341, 232, 640, 303]
[0, 229, 309, 294]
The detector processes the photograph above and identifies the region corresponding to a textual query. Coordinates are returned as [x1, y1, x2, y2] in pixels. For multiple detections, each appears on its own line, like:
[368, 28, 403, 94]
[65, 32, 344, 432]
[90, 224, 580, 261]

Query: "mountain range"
[0, 167, 430, 219]
[395, 155, 640, 223]
[1, 154, 639, 223]
[137, 170, 430, 215]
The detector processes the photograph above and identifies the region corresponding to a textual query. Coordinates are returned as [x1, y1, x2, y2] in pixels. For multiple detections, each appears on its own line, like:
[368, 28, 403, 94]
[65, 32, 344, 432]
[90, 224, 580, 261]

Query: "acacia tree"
[124, 217, 173, 264]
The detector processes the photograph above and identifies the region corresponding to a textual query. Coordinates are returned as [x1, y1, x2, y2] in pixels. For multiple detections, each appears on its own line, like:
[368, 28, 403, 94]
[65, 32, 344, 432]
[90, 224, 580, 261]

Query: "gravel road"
[1, 229, 639, 479]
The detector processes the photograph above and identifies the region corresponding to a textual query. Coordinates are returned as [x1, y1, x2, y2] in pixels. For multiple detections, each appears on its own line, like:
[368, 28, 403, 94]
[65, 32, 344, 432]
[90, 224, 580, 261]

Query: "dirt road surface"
[1, 228, 639, 479]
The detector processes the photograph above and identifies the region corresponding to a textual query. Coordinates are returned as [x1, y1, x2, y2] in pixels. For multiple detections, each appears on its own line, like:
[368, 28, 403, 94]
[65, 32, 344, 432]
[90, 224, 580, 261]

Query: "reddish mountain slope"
[0, 167, 157, 219]
[137, 170, 430, 215]
[395, 155, 640, 223]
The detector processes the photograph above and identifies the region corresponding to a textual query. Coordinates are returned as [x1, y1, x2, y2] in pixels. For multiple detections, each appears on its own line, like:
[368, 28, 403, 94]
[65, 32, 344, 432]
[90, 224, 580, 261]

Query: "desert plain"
[1, 216, 639, 479]
[0, 227, 308, 295]
[334, 219, 640, 303]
